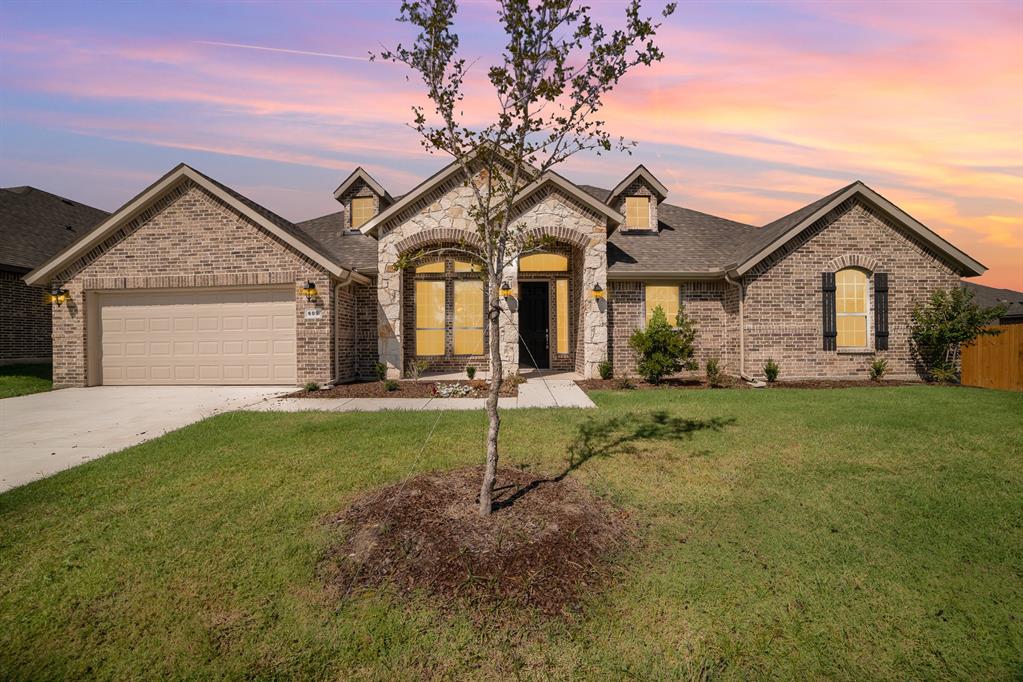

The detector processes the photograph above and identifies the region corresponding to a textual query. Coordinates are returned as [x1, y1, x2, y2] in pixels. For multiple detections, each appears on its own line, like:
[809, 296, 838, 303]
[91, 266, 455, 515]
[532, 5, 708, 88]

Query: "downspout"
[723, 271, 752, 381]
[332, 269, 356, 386]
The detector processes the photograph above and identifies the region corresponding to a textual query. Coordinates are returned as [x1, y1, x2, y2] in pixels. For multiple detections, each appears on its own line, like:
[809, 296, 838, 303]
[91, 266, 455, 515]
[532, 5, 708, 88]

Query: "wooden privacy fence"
[961, 324, 1023, 391]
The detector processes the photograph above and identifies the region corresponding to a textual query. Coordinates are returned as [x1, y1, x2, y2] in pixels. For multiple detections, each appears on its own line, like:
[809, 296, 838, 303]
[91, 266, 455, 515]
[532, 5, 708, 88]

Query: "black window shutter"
[822, 272, 836, 351]
[874, 273, 889, 350]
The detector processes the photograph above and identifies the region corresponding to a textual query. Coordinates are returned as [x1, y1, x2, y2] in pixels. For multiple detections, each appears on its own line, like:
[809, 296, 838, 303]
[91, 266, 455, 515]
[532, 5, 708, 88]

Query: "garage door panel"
[96, 288, 297, 386]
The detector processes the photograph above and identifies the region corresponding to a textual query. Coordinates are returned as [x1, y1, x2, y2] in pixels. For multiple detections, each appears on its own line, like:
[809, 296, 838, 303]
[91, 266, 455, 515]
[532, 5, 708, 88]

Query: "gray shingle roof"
[963, 282, 1023, 321]
[579, 185, 757, 274]
[295, 211, 379, 274]
[0, 186, 109, 272]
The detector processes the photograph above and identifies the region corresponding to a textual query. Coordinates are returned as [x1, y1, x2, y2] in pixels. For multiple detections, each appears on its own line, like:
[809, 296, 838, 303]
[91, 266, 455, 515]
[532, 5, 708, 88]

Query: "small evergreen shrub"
[304, 381, 320, 392]
[614, 377, 635, 390]
[374, 362, 388, 382]
[764, 359, 780, 383]
[869, 358, 888, 382]
[384, 379, 399, 392]
[705, 358, 723, 388]
[628, 305, 697, 384]
[466, 365, 477, 380]
[598, 359, 614, 380]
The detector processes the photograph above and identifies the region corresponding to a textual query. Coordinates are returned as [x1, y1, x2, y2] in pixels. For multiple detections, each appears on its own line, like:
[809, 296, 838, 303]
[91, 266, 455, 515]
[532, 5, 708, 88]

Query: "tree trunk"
[479, 278, 504, 516]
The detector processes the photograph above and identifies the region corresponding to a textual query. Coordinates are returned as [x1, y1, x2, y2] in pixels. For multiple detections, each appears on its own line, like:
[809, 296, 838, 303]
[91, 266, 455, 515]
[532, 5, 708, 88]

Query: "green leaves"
[628, 304, 697, 384]
[910, 286, 1006, 377]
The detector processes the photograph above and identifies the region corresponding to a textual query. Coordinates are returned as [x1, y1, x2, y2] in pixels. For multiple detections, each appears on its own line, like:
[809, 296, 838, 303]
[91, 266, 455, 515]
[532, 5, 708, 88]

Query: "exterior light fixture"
[499, 281, 513, 298]
[592, 283, 605, 300]
[300, 281, 318, 301]
[48, 286, 69, 306]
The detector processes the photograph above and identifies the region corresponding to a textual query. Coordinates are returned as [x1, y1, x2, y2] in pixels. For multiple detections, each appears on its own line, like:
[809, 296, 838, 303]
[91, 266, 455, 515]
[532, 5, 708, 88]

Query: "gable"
[55, 181, 325, 283]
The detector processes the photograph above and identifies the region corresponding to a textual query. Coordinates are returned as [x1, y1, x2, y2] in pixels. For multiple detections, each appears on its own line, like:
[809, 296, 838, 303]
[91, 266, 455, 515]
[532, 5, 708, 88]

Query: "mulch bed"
[577, 377, 923, 391]
[318, 467, 632, 615]
[286, 379, 517, 399]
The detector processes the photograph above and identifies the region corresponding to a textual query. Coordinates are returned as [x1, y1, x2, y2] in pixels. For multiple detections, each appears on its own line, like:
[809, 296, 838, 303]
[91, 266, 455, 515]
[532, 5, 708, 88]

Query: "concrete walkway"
[0, 386, 283, 492]
[249, 376, 595, 413]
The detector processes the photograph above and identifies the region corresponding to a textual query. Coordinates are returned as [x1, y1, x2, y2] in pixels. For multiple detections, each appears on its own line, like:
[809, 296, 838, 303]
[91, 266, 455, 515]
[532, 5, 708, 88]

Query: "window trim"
[835, 267, 870, 350]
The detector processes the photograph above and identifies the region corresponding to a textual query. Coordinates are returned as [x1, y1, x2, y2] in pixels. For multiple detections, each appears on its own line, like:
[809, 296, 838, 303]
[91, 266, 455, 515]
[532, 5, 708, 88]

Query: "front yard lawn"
[1, 386, 1020, 679]
[0, 363, 52, 399]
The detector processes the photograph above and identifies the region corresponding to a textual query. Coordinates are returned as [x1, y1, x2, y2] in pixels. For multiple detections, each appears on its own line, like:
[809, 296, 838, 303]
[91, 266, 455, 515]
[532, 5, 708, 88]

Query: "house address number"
[304, 309, 324, 320]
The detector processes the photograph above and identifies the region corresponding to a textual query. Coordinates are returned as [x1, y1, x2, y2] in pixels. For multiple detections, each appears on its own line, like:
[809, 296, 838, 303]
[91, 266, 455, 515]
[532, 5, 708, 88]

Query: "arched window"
[835, 268, 868, 348]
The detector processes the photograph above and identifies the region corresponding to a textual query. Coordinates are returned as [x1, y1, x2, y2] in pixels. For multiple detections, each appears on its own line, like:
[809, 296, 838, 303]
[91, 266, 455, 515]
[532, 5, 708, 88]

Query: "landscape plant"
[705, 358, 723, 387]
[764, 359, 780, 383]
[466, 365, 477, 380]
[379, 0, 674, 515]
[409, 359, 430, 383]
[374, 362, 388, 382]
[629, 305, 697, 384]
[598, 359, 614, 380]
[910, 287, 1004, 381]
[384, 379, 400, 392]
[869, 358, 888, 382]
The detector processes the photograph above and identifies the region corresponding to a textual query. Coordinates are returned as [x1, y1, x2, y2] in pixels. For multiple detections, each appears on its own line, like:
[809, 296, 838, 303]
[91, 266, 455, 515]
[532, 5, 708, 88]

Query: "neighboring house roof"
[333, 167, 393, 203]
[728, 181, 987, 277]
[963, 282, 1023, 321]
[295, 211, 380, 274]
[24, 164, 369, 286]
[0, 186, 109, 273]
[606, 164, 669, 205]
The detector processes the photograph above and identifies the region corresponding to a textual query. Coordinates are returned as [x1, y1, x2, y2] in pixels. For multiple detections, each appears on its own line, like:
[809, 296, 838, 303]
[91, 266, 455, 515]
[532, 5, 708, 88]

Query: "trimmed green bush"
[764, 359, 780, 383]
[628, 305, 697, 384]
[598, 359, 614, 380]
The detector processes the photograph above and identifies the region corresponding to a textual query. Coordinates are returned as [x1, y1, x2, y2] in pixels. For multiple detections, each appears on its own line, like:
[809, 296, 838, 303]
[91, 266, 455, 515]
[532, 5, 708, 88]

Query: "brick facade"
[50, 180, 336, 388]
[741, 198, 960, 380]
[1, 270, 52, 363]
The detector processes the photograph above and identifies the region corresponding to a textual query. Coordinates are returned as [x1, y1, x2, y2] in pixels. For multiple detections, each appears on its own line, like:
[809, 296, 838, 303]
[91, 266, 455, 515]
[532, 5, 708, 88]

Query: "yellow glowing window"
[625, 196, 650, 229]
[350, 196, 375, 229]
[415, 260, 446, 273]
[519, 253, 568, 272]
[415, 280, 446, 355]
[645, 285, 679, 325]
[836, 268, 868, 348]
[453, 260, 481, 273]
[453, 280, 484, 355]
[556, 279, 569, 354]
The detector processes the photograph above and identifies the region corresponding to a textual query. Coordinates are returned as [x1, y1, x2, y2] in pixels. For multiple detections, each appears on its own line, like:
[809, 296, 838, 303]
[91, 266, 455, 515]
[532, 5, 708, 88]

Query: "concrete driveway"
[0, 386, 285, 492]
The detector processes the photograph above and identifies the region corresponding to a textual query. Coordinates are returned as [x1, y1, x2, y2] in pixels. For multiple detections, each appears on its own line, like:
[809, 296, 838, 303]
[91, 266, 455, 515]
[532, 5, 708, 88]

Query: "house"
[1, 186, 109, 365]
[23, 160, 986, 388]
[963, 282, 1023, 325]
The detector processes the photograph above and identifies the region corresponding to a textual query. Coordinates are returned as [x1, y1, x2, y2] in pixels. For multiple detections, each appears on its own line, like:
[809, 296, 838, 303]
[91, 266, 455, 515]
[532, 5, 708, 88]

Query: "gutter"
[723, 270, 751, 381]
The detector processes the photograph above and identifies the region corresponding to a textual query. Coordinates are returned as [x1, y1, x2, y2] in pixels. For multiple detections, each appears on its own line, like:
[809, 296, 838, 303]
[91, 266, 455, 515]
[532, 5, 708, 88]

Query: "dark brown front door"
[518, 281, 549, 369]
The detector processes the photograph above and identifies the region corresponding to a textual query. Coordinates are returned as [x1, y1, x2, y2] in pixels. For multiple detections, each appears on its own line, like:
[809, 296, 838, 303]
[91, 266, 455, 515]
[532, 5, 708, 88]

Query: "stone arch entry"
[394, 228, 483, 257]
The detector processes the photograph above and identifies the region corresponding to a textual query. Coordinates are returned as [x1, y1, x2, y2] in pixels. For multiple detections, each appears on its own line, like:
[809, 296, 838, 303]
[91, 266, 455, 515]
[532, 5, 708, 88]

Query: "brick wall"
[335, 283, 358, 383]
[609, 178, 658, 230]
[0, 270, 52, 362]
[607, 279, 738, 378]
[337, 181, 382, 230]
[742, 198, 961, 380]
[51, 180, 336, 387]
[354, 279, 378, 380]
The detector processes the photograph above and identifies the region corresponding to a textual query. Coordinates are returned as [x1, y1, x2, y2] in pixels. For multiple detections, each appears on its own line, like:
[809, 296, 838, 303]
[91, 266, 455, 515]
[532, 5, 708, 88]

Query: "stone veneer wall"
[742, 198, 961, 380]
[376, 174, 608, 378]
[50, 180, 336, 387]
[0, 270, 52, 363]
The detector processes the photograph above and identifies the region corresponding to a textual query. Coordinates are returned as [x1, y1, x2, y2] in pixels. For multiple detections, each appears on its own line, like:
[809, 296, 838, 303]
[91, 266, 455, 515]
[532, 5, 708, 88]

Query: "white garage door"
[94, 288, 297, 385]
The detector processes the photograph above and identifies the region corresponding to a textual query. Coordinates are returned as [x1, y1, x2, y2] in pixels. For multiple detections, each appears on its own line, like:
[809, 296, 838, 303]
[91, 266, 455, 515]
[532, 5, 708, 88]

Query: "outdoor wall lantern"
[48, 286, 69, 306]
[591, 283, 605, 300]
[499, 281, 513, 299]
[300, 281, 318, 301]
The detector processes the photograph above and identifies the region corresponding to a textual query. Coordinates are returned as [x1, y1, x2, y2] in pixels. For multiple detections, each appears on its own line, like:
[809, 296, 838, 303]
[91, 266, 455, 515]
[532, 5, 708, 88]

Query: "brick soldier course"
[22, 161, 986, 387]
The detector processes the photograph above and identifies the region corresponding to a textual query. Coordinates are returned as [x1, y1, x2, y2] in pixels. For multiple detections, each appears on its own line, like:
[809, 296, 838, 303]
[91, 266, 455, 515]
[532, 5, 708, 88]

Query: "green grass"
[0, 363, 52, 398]
[1, 386, 1020, 679]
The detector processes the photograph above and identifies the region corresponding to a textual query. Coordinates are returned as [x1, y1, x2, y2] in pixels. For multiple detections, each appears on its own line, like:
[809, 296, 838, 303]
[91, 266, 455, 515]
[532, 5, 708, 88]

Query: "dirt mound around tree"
[319, 467, 632, 615]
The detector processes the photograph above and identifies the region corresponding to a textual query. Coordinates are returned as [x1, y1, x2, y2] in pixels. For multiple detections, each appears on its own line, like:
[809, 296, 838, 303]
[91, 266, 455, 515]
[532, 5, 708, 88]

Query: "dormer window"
[625, 196, 651, 229]
[350, 196, 375, 229]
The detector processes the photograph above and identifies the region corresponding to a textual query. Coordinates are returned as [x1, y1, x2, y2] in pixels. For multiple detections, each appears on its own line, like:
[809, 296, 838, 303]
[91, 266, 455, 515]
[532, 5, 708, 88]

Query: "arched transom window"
[836, 268, 869, 348]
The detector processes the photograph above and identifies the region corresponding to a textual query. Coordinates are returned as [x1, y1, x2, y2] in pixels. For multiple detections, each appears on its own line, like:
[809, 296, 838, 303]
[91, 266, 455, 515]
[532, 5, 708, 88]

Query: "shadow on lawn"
[494, 410, 735, 511]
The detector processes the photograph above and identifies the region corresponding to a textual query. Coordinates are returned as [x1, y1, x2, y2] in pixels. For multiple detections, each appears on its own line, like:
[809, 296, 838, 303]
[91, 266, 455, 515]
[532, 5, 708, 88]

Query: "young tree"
[910, 286, 1006, 380]
[379, 0, 675, 515]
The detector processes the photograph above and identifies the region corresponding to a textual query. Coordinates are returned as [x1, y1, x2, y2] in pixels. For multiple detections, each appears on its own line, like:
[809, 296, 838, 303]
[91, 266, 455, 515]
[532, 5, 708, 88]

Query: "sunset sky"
[1, 1, 1020, 288]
